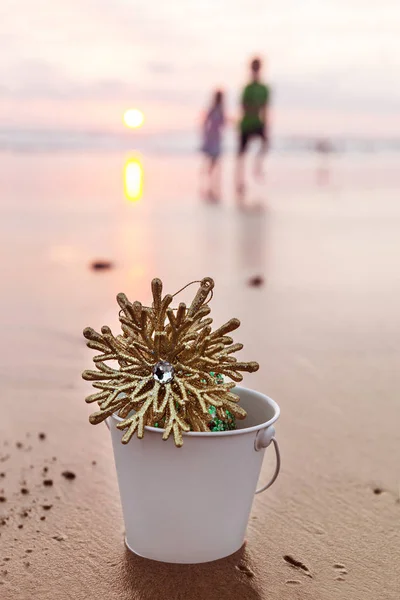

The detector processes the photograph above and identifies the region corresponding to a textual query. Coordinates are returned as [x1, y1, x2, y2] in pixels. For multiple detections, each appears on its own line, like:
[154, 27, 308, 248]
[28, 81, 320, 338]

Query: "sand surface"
[0, 152, 399, 599]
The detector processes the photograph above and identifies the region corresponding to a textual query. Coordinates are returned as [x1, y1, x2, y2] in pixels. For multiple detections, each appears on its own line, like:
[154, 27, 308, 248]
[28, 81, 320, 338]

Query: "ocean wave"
[0, 128, 399, 154]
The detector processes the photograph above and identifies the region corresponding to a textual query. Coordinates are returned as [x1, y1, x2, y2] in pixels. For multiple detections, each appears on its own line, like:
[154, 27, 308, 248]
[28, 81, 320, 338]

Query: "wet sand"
[0, 151, 399, 599]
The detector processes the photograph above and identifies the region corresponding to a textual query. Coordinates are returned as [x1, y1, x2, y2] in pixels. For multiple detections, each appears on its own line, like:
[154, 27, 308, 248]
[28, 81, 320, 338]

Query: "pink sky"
[1, 0, 400, 137]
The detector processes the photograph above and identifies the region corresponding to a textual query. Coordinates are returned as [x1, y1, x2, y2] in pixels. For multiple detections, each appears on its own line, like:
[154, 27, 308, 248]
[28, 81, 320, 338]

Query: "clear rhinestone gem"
[153, 361, 174, 384]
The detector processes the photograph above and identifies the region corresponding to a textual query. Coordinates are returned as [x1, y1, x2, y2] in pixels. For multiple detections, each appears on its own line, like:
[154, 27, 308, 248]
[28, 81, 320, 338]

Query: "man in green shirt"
[237, 57, 270, 193]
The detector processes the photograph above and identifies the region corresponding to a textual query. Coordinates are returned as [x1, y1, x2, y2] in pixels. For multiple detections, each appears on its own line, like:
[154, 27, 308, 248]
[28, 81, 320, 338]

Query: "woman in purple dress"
[201, 90, 225, 199]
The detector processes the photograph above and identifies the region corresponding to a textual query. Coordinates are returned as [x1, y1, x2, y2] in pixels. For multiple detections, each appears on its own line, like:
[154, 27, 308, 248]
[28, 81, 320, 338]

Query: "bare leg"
[209, 156, 217, 176]
[201, 156, 219, 203]
[200, 156, 217, 201]
[254, 138, 267, 180]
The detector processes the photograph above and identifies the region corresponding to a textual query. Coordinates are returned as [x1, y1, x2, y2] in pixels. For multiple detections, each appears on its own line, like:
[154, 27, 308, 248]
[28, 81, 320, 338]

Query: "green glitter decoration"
[207, 373, 236, 431]
[151, 373, 237, 432]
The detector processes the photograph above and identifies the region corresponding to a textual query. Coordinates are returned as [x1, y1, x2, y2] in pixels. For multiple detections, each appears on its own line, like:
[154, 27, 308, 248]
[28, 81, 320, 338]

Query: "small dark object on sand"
[248, 275, 264, 287]
[0, 496, 6, 502]
[16, 442, 23, 449]
[62, 470, 76, 480]
[42, 505, 53, 510]
[283, 555, 312, 577]
[236, 564, 255, 578]
[21, 488, 29, 495]
[38, 433, 46, 440]
[90, 260, 113, 271]
[43, 480, 53, 487]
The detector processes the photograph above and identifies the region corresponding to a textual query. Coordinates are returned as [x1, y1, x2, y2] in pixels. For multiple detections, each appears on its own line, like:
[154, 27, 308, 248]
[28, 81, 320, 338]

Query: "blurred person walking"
[236, 57, 271, 195]
[201, 89, 225, 201]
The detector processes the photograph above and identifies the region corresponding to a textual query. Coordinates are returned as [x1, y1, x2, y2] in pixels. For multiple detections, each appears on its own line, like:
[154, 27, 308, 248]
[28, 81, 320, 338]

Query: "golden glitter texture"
[82, 277, 259, 447]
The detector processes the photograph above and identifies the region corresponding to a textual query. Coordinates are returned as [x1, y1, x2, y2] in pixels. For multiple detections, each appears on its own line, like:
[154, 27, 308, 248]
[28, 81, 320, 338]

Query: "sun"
[123, 108, 144, 129]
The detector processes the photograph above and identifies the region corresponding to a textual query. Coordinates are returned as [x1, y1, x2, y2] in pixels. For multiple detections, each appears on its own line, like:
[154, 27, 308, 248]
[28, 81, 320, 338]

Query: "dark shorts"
[238, 125, 266, 154]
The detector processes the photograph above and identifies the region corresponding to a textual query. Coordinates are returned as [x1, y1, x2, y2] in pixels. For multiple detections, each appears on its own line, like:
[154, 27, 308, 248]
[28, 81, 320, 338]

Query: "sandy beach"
[0, 150, 399, 599]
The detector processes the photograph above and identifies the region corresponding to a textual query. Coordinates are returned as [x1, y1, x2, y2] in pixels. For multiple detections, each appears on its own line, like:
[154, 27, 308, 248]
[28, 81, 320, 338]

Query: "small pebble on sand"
[90, 260, 113, 271]
[61, 470, 76, 480]
[52, 534, 67, 542]
[248, 275, 264, 287]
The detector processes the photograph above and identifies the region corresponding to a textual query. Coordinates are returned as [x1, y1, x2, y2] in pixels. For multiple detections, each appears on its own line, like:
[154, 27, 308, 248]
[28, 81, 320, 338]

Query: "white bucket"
[107, 387, 280, 564]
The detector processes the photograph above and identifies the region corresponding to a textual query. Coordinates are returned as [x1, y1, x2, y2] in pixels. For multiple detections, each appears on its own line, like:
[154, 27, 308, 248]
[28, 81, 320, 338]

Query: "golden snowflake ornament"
[82, 277, 259, 447]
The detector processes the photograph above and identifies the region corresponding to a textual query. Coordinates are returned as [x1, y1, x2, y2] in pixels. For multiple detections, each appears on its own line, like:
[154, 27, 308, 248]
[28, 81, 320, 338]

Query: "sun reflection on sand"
[124, 156, 143, 202]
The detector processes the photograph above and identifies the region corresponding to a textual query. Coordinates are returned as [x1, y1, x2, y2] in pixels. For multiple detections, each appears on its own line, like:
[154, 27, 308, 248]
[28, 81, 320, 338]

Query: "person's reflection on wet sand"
[236, 191, 267, 213]
[235, 204, 269, 286]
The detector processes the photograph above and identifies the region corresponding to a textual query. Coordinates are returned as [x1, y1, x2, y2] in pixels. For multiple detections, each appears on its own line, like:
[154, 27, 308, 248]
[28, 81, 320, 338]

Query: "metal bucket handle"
[254, 426, 281, 494]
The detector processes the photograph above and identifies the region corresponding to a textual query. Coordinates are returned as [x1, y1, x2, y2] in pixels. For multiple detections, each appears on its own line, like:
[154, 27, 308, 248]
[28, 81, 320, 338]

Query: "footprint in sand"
[334, 563, 348, 581]
[236, 564, 255, 578]
[374, 484, 400, 504]
[283, 555, 312, 578]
